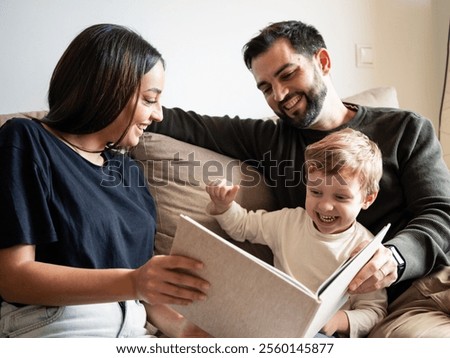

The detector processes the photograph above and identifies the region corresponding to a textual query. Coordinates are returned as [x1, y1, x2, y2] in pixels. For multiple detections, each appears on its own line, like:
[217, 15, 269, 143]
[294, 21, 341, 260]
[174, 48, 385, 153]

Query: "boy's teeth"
[320, 214, 336, 222]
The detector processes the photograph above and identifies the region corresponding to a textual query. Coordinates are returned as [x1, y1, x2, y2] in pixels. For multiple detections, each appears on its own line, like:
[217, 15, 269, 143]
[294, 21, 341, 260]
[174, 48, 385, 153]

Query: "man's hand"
[348, 244, 397, 294]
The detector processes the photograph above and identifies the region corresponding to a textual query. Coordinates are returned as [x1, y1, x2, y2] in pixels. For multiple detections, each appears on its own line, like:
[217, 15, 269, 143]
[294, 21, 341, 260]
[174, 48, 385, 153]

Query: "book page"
[303, 224, 390, 337]
[170, 215, 319, 337]
[318, 224, 390, 295]
[181, 214, 314, 295]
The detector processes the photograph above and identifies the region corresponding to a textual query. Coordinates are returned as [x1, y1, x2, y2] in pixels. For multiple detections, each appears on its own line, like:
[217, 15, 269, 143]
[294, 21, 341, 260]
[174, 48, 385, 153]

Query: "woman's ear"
[362, 191, 378, 210]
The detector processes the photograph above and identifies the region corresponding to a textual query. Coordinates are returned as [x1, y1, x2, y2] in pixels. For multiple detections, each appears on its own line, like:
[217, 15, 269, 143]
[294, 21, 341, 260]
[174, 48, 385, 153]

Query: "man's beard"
[276, 74, 327, 129]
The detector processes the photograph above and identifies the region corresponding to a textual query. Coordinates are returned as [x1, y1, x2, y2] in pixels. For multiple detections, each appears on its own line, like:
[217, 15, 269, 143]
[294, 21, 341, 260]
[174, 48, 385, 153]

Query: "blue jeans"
[0, 300, 155, 337]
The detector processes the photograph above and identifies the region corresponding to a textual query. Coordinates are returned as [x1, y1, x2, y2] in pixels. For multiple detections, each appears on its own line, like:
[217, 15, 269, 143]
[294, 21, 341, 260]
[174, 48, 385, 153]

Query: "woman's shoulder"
[0, 118, 45, 145]
[1, 119, 53, 151]
[1, 117, 43, 135]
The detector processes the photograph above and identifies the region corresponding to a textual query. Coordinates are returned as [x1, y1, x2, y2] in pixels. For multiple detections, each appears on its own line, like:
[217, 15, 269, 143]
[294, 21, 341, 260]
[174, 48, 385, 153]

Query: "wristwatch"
[385, 245, 406, 280]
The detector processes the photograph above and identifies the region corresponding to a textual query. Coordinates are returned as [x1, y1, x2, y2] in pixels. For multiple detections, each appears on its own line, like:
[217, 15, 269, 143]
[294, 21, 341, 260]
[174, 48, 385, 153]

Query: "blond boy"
[206, 128, 387, 337]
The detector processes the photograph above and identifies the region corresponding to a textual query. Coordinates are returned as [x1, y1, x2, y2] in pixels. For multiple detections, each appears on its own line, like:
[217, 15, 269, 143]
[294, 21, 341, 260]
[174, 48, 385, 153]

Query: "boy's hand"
[321, 310, 349, 337]
[179, 320, 213, 338]
[206, 178, 240, 215]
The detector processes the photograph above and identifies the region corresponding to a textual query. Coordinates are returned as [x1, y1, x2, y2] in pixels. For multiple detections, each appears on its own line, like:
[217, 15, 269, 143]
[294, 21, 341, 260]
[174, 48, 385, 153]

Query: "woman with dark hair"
[0, 24, 209, 337]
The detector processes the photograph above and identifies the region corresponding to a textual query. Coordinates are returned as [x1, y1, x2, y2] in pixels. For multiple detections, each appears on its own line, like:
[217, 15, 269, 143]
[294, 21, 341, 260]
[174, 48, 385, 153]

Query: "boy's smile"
[306, 171, 375, 235]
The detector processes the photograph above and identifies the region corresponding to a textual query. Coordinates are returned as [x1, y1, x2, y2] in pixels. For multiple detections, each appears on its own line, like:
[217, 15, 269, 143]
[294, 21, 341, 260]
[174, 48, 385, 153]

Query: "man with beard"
[148, 20, 450, 337]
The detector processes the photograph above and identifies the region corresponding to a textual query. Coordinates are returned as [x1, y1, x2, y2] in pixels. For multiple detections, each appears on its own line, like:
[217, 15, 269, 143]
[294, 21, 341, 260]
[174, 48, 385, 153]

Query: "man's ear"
[362, 191, 378, 210]
[316, 48, 331, 74]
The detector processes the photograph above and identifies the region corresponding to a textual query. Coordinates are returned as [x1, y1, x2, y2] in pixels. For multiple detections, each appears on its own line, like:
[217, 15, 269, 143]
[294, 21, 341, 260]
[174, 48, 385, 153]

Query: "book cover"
[170, 214, 390, 338]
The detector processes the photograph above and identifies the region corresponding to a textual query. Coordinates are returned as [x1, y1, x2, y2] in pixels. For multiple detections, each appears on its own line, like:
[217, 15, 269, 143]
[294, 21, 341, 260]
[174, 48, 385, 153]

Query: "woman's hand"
[133, 254, 210, 306]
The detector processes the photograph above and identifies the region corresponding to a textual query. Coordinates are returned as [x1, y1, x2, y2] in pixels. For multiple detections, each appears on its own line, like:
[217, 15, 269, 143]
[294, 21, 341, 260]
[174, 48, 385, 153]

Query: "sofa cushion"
[0, 111, 47, 127]
[131, 132, 277, 262]
[343, 86, 399, 108]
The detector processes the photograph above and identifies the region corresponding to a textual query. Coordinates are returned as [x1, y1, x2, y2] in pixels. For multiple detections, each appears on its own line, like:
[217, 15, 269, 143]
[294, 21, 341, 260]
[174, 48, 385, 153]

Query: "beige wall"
[440, 47, 450, 168]
[373, 1, 441, 130]
[0, 0, 448, 132]
[438, 8, 450, 168]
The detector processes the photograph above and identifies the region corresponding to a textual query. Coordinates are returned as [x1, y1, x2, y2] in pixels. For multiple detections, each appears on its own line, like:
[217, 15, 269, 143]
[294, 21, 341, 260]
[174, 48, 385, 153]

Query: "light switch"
[356, 44, 374, 68]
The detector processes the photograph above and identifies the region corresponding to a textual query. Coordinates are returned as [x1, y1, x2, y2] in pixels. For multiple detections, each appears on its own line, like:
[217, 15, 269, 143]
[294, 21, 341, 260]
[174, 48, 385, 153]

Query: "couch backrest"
[131, 132, 277, 261]
[0, 111, 48, 127]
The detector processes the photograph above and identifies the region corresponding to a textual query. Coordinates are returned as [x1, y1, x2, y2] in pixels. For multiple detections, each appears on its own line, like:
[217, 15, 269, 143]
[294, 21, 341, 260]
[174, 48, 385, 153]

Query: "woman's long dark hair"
[42, 24, 164, 141]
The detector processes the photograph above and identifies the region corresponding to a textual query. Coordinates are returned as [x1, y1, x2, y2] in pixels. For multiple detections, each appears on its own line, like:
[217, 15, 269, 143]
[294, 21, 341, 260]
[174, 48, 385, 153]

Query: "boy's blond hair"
[305, 128, 383, 195]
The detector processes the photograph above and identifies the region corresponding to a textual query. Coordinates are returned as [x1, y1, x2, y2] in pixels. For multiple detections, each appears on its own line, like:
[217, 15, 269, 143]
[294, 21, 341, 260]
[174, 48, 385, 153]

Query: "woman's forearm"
[0, 260, 136, 306]
[0, 244, 137, 306]
[0, 244, 209, 307]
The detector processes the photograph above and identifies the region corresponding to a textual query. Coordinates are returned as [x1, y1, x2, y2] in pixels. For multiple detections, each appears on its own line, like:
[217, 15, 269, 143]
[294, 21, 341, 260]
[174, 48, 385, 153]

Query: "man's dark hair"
[242, 20, 327, 69]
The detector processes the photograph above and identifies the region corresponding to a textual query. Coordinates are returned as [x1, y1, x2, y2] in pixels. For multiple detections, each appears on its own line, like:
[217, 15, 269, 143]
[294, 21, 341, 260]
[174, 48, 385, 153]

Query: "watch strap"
[385, 245, 406, 279]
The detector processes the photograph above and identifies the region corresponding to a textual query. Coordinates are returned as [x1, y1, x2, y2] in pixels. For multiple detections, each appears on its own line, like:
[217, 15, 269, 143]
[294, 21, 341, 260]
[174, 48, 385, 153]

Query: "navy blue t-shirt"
[0, 118, 156, 270]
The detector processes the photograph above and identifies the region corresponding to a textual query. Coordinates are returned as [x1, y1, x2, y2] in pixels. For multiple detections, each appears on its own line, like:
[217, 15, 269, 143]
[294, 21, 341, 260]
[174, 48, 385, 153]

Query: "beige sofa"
[0, 87, 399, 263]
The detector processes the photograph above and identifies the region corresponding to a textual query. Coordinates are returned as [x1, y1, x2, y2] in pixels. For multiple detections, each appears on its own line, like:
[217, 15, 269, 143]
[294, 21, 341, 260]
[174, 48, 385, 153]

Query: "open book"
[170, 214, 390, 338]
